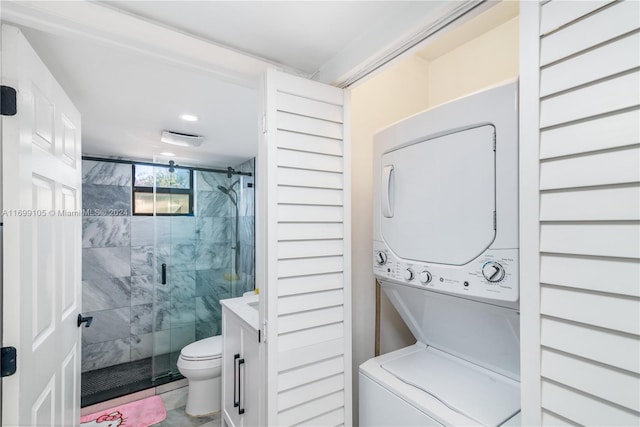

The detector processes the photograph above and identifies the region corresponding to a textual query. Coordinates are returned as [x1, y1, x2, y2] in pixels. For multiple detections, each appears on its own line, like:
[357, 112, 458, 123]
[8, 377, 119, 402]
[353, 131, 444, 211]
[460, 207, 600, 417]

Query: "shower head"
[218, 183, 238, 206]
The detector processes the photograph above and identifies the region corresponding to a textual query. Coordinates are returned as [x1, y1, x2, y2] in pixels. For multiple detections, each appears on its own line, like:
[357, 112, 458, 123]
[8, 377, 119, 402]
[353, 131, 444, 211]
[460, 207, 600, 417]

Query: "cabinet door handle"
[238, 358, 245, 415]
[233, 354, 240, 408]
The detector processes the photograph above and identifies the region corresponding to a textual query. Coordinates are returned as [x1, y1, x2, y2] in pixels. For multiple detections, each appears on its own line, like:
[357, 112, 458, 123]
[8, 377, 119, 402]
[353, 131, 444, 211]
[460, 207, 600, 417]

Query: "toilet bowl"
[177, 335, 222, 417]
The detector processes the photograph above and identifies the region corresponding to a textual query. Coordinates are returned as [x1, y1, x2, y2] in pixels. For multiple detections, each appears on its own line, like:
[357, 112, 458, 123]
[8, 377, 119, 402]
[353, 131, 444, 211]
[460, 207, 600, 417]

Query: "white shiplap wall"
[521, 1, 640, 425]
[261, 69, 352, 426]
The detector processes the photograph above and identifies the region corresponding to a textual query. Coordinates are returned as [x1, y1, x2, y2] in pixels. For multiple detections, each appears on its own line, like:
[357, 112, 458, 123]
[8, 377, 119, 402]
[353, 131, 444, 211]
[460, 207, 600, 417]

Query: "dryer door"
[381, 125, 496, 265]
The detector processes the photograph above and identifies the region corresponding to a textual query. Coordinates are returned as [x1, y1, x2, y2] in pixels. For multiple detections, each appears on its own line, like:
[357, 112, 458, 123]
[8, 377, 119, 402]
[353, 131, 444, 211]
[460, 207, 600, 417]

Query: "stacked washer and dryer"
[360, 81, 521, 426]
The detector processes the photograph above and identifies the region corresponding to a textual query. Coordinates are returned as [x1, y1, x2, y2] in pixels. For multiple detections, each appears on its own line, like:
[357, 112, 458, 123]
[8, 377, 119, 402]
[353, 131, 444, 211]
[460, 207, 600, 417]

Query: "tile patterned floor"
[151, 406, 221, 427]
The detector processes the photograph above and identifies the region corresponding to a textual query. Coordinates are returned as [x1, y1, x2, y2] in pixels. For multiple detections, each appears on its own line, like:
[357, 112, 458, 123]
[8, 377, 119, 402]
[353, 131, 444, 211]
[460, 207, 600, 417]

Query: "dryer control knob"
[404, 268, 414, 281]
[375, 251, 388, 266]
[419, 271, 432, 284]
[482, 262, 505, 283]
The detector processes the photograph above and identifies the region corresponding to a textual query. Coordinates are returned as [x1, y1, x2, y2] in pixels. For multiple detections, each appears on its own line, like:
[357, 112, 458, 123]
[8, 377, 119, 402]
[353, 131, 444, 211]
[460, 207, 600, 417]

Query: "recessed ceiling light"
[160, 152, 175, 157]
[180, 114, 198, 122]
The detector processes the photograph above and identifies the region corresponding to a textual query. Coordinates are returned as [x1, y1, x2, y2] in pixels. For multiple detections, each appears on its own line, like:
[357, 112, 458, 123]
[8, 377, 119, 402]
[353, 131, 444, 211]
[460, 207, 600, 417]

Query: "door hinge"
[493, 133, 496, 151]
[1, 86, 17, 116]
[1, 346, 17, 377]
[493, 211, 497, 230]
[262, 320, 267, 343]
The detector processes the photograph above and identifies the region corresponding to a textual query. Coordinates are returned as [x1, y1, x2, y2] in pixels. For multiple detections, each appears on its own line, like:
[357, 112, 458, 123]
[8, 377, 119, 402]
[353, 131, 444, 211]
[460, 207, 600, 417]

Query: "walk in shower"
[80, 157, 255, 406]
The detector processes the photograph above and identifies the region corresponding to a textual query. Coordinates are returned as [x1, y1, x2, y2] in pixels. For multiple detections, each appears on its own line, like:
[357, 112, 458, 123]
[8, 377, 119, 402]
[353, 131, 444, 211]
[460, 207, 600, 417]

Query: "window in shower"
[132, 164, 194, 215]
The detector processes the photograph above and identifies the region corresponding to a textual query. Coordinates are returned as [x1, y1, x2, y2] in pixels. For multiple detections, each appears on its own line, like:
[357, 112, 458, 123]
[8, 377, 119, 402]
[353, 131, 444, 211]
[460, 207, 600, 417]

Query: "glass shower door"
[150, 165, 197, 379]
[151, 169, 238, 380]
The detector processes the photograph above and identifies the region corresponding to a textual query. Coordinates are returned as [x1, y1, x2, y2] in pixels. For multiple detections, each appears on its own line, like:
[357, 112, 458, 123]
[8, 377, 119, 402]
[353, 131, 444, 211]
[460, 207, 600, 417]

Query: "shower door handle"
[161, 263, 167, 285]
[233, 354, 240, 408]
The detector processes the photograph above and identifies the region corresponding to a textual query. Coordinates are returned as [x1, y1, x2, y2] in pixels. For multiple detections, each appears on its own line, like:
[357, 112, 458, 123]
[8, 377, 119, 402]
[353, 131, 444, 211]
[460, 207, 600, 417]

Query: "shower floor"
[81, 352, 182, 407]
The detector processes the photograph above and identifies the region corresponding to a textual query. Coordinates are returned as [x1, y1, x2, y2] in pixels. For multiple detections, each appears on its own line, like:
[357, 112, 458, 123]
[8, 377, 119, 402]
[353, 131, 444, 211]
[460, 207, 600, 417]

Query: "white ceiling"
[5, 1, 464, 168]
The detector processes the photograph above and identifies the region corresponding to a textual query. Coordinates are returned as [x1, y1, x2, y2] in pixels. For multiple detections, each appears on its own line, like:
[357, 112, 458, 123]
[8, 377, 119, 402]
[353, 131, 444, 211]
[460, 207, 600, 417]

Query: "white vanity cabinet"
[221, 295, 260, 427]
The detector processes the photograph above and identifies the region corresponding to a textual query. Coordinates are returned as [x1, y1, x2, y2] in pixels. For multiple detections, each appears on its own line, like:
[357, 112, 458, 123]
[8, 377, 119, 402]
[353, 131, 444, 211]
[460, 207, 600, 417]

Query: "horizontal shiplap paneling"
[540, 146, 640, 190]
[541, 409, 579, 427]
[542, 380, 640, 426]
[540, 109, 640, 159]
[541, 349, 640, 412]
[540, 32, 640, 97]
[277, 148, 343, 173]
[295, 407, 345, 427]
[278, 323, 345, 352]
[278, 273, 344, 297]
[278, 130, 343, 156]
[277, 92, 343, 123]
[278, 186, 344, 206]
[277, 337, 344, 372]
[540, 223, 640, 258]
[278, 355, 344, 392]
[278, 256, 344, 278]
[278, 167, 343, 189]
[540, 0, 612, 35]
[278, 289, 343, 315]
[278, 391, 344, 426]
[275, 72, 343, 106]
[540, 254, 640, 297]
[540, 0, 640, 66]
[540, 185, 640, 221]
[540, 285, 640, 335]
[278, 112, 342, 139]
[278, 222, 344, 240]
[279, 306, 344, 334]
[278, 204, 343, 223]
[278, 240, 344, 260]
[540, 70, 640, 128]
[541, 317, 640, 372]
[277, 374, 345, 411]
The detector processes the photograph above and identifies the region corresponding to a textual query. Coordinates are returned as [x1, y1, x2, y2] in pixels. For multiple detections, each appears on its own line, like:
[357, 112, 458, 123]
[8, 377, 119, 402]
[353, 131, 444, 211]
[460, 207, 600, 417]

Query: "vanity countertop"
[220, 293, 259, 331]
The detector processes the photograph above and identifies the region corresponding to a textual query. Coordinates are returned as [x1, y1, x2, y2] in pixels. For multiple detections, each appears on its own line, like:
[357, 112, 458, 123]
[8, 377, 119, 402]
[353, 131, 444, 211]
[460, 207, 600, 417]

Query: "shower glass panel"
[151, 169, 247, 380]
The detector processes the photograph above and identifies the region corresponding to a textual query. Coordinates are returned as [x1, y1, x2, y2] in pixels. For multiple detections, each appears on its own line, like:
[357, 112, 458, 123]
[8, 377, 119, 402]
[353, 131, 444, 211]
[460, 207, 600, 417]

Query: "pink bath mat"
[80, 395, 166, 427]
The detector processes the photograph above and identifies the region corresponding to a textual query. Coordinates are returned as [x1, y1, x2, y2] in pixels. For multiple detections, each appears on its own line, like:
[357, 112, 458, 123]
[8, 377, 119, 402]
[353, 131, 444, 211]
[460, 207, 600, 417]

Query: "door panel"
[2, 25, 82, 426]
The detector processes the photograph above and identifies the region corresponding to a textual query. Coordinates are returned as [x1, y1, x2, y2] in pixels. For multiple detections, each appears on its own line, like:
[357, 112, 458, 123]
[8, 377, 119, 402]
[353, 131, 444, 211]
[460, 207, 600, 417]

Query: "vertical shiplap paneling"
[265, 69, 351, 426]
[536, 1, 640, 424]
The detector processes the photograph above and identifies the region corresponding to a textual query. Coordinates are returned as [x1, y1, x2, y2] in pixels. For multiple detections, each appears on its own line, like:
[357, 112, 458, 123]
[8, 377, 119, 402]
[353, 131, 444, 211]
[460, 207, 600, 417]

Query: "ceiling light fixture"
[161, 130, 204, 147]
[180, 114, 198, 122]
[159, 152, 175, 157]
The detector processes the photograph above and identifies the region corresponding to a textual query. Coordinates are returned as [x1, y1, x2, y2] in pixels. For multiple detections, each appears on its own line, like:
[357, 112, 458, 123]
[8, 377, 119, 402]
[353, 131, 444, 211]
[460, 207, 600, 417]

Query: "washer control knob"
[375, 251, 388, 266]
[419, 271, 432, 284]
[404, 268, 414, 281]
[482, 262, 505, 283]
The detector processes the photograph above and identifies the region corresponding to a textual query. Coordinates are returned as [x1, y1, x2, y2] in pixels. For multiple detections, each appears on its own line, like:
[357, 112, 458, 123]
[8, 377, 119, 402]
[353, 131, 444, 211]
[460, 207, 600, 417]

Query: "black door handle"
[77, 314, 93, 328]
[233, 354, 240, 408]
[161, 263, 167, 285]
[238, 357, 245, 415]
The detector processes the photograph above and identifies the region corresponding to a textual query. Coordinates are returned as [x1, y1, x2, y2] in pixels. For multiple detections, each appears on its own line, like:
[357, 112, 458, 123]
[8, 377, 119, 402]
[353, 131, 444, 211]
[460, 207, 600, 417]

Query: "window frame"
[131, 164, 194, 216]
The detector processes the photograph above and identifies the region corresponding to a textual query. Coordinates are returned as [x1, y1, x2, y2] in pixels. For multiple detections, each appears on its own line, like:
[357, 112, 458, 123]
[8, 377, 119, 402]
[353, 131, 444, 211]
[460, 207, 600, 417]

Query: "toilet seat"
[180, 335, 222, 361]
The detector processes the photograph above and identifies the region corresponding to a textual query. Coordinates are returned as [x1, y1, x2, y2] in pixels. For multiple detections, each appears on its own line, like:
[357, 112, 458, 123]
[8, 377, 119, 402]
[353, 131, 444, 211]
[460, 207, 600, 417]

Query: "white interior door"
[1, 25, 82, 426]
[259, 68, 352, 426]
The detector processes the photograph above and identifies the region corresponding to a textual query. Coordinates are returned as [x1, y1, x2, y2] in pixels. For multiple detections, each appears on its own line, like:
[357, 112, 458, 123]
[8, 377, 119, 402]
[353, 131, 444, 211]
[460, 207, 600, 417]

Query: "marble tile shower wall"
[81, 160, 235, 373]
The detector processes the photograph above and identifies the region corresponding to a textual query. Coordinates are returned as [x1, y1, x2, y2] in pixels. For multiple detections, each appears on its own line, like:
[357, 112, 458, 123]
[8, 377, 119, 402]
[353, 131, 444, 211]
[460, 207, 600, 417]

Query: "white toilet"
[177, 335, 223, 417]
